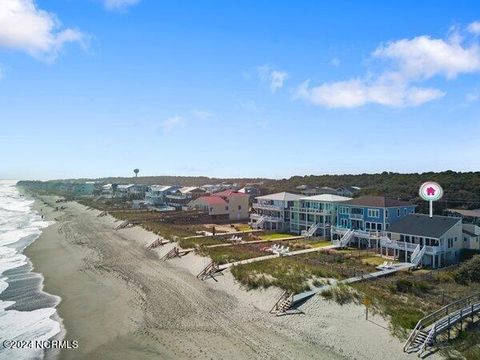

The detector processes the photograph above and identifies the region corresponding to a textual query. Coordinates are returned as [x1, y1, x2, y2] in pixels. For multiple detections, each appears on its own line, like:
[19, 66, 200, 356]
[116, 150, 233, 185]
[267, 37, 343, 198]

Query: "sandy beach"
[25, 196, 418, 360]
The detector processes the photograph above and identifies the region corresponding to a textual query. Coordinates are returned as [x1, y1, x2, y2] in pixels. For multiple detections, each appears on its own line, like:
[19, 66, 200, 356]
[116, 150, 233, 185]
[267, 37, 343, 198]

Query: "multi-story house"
[332, 196, 416, 248]
[380, 214, 465, 268]
[290, 194, 351, 237]
[250, 192, 303, 231]
[189, 190, 249, 221]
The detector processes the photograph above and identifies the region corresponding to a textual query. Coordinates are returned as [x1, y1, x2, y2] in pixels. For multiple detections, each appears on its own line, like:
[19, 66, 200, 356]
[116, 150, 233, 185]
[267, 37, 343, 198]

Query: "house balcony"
[380, 238, 443, 255]
[290, 207, 328, 215]
[349, 213, 364, 220]
[250, 213, 284, 222]
[252, 203, 284, 212]
[331, 226, 384, 239]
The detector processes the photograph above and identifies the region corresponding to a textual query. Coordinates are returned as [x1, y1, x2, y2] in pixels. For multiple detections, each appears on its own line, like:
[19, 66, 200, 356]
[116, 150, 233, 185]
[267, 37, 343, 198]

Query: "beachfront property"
[250, 192, 304, 231]
[380, 214, 466, 268]
[289, 194, 352, 237]
[165, 186, 206, 210]
[188, 190, 249, 221]
[331, 196, 416, 248]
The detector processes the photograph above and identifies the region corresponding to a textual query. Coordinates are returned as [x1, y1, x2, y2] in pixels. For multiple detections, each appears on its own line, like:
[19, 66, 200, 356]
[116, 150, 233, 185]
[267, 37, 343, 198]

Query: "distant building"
[101, 184, 113, 198]
[145, 185, 179, 205]
[250, 192, 304, 231]
[447, 208, 480, 226]
[238, 185, 261, 198]
[336, 186, 361, 197]
[165, 186, 206, 210]
[73, 182, 95, 196]
[188, 190, 249, 221]
[462, 224, 480, 250]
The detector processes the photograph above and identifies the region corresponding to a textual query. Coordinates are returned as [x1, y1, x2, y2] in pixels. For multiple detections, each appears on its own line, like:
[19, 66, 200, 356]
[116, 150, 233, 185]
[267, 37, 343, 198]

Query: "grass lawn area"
[259, 232, 297, 240]
[200, 245, 264, 265]
[235, 224, 253, 232]
[177, 236, 225, 249]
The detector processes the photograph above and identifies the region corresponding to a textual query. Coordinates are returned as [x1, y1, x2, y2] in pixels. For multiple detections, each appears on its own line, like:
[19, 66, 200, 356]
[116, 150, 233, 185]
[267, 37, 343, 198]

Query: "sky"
[1, 0, 480, 180]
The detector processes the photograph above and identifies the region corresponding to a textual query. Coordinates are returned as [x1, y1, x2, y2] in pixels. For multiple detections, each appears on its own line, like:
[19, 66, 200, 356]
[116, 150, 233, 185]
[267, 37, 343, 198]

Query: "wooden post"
[448, 316, 450, 340]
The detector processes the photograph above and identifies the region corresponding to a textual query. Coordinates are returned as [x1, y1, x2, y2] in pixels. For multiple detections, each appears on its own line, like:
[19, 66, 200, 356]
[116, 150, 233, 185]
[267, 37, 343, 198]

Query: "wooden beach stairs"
[404, 292, 480, 357]
[161, 246, 194, 260]
[197, 262, 222, 281]
[270, 262, 415, 316]
[270, 291, 294, 316]
[115, 220, 131, 230]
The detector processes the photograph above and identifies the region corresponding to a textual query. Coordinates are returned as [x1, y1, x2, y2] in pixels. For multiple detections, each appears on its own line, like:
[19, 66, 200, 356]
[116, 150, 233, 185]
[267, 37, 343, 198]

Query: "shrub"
[455, 255, 480, 284]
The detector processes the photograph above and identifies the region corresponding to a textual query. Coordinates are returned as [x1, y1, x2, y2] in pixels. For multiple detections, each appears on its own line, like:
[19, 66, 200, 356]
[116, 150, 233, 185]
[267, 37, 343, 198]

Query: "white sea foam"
[0, 181, 61, 360]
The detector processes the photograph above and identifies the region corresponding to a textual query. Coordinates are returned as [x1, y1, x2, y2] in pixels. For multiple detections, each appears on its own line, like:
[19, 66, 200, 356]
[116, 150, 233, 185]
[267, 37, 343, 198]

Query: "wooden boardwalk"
[404, 292, 480, 357]
[291, 262, 414, 305]
[219, 245, 337, 270]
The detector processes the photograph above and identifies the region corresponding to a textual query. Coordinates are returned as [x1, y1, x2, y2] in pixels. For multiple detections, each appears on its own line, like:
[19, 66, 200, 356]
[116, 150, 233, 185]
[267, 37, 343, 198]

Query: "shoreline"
[25, 195, 418, 359]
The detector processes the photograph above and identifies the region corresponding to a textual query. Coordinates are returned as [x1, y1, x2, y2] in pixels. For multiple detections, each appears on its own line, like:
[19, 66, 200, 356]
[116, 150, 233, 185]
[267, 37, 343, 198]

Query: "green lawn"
[259, 232, 297, 240]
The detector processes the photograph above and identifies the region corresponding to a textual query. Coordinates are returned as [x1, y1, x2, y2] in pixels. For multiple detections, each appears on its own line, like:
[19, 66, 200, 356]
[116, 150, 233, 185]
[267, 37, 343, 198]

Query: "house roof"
[179, 186, 204, 194]
[214, 190, 248, 197]
[448, 208, 480, 218]
[256, 192, 303, 201]
[463, 229, 477, 237]
[344, 196, 414, 208]
[149, 185, 173, 192]
[300, 194, 352, 202]
[194, 196, 227, 206]
[388, 214, 461, 238]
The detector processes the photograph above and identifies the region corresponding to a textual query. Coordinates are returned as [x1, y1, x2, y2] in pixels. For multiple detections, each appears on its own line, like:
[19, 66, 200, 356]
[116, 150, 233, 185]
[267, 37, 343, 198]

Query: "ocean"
[0, 180, 62, 360]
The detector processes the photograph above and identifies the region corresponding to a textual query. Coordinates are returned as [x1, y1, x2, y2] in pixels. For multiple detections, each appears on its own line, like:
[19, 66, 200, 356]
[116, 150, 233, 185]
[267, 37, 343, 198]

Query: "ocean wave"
[0, 182, 61, 360]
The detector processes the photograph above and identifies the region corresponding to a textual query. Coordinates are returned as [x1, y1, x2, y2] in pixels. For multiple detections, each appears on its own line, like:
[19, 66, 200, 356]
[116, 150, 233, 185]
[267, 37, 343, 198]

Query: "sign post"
[419, 182, 443, 218]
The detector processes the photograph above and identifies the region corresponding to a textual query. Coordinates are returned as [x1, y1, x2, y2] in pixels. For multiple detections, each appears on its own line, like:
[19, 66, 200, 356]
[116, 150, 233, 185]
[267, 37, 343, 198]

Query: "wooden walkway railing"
[404, 292, 480, 357]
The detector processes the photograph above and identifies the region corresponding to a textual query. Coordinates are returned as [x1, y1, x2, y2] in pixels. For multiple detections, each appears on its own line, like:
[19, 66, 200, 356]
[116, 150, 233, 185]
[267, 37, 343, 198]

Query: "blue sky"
[1, 0, 480, 180]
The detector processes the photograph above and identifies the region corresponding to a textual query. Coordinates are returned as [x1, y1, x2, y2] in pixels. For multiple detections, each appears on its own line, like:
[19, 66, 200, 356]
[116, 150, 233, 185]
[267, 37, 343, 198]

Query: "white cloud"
[295, 79, 444, 108]
[191, 109, 213, 120]
[103, 0, 140, 11]
[257, 65, 288, 93]
[373, 35, 480, 80]
[296, 26, 480, 108]
[0, 0, 85, 62]
[160, 116, 184, 134]
[468, 21, 480, 35]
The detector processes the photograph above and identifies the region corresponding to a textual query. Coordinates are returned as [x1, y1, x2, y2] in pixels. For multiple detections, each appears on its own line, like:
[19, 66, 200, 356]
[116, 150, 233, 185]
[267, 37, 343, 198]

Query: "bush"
[455, 255, 480, 284]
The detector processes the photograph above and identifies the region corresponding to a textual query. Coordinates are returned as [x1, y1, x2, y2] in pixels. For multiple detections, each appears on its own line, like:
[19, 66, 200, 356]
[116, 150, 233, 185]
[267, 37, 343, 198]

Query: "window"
[404, 208, 407, 215]
[367, 209, 380, 218]
[385, 209, 389, 218]
[397, 209, 401, 217]
[238, 205, 241, 210]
